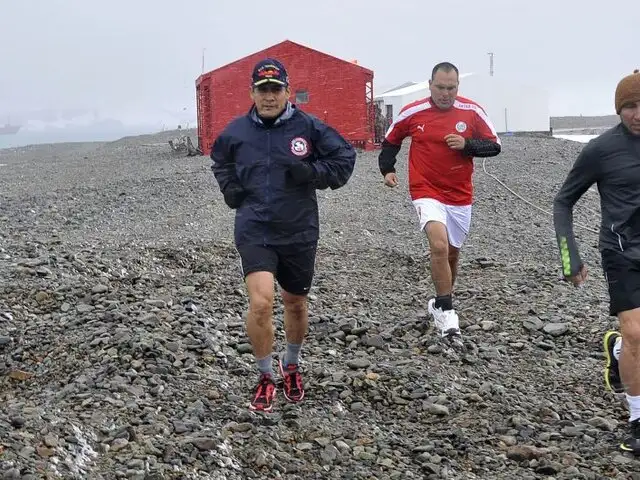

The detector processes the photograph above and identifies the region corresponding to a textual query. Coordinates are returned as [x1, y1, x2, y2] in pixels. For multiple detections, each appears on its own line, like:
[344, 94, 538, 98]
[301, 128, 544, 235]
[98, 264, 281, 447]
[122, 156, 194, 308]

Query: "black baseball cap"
[252, 58, 289, 87]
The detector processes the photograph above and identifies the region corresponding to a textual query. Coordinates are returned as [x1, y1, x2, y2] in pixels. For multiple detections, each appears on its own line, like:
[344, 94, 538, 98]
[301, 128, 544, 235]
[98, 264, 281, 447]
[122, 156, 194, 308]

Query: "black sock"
[434, 294, 453, 311]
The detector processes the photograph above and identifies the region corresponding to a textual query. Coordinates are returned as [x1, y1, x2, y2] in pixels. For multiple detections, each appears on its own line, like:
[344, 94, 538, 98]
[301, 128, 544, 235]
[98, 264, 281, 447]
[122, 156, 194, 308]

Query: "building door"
[385, 104, 393, 123]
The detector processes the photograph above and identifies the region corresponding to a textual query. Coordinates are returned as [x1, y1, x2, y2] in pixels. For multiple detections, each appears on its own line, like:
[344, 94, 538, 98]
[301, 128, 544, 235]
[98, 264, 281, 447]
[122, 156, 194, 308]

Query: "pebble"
[426, 404, 450, 416]
[347, 358, 371, 369]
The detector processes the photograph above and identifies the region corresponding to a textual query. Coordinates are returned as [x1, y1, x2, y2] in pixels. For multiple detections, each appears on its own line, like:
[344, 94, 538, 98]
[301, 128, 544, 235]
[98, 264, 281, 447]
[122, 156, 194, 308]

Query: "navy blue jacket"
[211, 102, 356, 246]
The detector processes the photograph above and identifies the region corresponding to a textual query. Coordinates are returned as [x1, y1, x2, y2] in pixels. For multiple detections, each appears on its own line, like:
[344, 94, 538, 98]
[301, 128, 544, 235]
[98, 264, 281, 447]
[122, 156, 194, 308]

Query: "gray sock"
[284, 343, 302, 368]
[256, 355, 273, 376]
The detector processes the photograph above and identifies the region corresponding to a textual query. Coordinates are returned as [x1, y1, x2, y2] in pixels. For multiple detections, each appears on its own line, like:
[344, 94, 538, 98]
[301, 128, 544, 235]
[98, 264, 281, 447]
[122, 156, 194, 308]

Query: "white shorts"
[412, 198, 472, 248]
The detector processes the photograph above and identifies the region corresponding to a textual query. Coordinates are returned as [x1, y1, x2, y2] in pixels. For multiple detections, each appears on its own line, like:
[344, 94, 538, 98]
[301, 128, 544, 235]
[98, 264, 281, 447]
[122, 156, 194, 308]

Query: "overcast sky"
[1, 0, 637, 121]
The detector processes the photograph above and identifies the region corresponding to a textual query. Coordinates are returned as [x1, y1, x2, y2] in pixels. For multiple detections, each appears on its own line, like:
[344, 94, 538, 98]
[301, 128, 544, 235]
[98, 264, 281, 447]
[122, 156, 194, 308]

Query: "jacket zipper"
[265, 130, 271, 246]
[611, 224, 624, 251]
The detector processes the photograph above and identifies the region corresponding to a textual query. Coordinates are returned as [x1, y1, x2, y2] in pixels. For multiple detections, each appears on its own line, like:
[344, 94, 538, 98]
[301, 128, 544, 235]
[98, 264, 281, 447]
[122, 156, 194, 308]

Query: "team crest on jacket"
[290, 137, 310, 157]
[455, 121, 467, 133]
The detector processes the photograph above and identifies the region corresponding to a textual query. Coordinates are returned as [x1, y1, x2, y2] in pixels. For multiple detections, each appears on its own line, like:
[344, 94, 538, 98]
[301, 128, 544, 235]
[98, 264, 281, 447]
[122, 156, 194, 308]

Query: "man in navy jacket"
[211, 58, 356, 412]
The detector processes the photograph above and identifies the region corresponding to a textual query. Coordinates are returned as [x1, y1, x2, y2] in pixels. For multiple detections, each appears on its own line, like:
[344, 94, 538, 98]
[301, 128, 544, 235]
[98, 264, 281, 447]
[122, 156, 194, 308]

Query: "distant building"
[196, 40, 376, 155]
[374, 73, 551, 134]
[0, 117, 21, 136]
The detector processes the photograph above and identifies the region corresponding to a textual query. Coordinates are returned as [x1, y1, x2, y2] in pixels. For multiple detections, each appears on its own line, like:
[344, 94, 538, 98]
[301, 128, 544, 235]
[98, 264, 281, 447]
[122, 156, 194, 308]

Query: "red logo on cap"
[258, 65, 281, 78]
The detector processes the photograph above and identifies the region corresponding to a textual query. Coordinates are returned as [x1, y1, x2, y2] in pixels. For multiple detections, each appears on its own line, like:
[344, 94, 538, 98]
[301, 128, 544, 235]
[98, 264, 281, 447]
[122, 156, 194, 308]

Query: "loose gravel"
[1, 130, 637, 479]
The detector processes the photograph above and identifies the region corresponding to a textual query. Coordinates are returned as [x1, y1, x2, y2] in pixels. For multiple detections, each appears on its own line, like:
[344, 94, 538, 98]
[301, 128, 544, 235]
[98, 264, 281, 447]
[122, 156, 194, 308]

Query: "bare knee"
[282, 291, 308, 318]
[448, 245, 460, 262]
[425, 222, 449, 258]
[246, 272, 275, 325]
[431, 240, 448, 257]
[620, 308, 640, 353]
[250, 294, 273, 317]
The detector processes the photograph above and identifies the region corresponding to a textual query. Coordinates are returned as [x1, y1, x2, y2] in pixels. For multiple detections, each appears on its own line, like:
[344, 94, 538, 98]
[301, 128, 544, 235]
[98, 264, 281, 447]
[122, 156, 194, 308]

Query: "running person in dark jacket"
[211, 58, 356, 412]
[553, 69, 640, 453]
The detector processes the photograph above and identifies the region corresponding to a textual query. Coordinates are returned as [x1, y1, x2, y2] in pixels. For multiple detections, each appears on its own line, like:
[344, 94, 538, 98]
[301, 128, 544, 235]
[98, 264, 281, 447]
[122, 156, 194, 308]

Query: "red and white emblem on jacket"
[290, 137, 309, 157]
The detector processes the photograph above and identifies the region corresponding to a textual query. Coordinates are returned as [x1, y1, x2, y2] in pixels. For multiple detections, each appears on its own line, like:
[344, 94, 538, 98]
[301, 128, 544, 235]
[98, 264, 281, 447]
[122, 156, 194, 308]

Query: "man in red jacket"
[378, 62, 502, 344]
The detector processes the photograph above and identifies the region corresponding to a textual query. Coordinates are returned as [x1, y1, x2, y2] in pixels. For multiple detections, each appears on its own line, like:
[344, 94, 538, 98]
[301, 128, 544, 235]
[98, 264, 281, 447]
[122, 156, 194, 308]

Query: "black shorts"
[236, 242, 317, 296]
[601, 249, 640, 316]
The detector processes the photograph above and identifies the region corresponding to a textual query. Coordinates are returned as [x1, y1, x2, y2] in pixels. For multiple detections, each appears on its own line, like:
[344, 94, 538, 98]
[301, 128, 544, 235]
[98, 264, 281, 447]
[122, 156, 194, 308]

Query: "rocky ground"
[1, 130, 638, 479]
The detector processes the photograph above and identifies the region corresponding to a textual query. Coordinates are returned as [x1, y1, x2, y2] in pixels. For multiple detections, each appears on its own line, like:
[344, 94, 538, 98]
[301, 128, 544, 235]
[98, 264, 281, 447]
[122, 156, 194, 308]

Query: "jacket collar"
[249, 101, 296, 126]
[619, 121, 640, 139]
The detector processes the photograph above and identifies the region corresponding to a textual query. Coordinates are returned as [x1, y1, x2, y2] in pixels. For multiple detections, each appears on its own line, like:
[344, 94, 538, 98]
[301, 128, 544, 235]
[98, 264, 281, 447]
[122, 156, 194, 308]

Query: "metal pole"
[488, 52, 494, 76]
[504, 107, 508, 132]
[201, 48, 206, 74]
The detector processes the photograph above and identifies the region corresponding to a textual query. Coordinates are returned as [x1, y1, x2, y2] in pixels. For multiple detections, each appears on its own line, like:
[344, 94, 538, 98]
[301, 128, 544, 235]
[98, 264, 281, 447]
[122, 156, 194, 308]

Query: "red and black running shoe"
[249, 373, 276, 412]
[279, 359, 305, 402]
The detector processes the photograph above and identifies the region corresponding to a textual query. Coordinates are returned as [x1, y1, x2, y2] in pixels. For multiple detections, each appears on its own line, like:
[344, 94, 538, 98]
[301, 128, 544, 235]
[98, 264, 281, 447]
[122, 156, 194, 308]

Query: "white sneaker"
[427, 298, 461, 338]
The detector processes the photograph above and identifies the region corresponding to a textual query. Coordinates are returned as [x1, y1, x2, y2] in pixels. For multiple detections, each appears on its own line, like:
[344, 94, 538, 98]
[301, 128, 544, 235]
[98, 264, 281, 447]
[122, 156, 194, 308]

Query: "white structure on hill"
[374, 73, 550, 133]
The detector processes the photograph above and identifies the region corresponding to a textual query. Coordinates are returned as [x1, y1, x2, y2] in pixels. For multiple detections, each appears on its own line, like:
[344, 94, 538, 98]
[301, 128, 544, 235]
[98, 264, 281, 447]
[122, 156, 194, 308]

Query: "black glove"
[222, 183, 248, 209]
[287, 161, 316, 185]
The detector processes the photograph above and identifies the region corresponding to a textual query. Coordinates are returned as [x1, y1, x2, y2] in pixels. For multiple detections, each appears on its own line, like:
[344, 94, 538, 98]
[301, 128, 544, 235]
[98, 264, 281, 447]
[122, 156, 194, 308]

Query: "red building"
[195, 40, 375, 156]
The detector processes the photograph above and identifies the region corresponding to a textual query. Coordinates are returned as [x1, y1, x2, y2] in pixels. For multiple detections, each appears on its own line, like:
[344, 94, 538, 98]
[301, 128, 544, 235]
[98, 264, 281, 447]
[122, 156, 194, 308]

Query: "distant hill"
[551, 115, 619, 130]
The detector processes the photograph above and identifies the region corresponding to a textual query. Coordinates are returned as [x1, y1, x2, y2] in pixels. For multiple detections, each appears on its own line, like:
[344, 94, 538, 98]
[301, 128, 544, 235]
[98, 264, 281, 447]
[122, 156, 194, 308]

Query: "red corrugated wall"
[196, 40, 374, 156]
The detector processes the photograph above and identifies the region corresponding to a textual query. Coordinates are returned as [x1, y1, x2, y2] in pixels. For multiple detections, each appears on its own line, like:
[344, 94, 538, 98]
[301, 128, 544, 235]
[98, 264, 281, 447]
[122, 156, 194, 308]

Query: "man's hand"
[222, 183, 248, 209]
[384, 172, 398, 187]
[568, 264, 588, 287]
[444, 134, 466, 151]
[287, 161, 316, 185]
